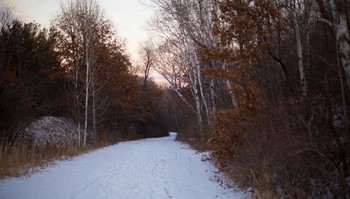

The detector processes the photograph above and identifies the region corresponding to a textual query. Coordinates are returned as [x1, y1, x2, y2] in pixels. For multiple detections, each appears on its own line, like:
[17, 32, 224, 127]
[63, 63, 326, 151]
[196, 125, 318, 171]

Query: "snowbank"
[22, 116, 78, 146]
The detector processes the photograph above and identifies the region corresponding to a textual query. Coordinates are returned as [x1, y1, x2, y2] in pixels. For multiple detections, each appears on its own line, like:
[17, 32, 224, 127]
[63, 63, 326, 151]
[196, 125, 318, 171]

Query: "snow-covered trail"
[0, 133, 248, 199]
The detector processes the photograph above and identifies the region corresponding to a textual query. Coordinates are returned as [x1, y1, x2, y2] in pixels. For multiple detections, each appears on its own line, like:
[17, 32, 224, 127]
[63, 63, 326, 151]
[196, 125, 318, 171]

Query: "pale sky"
[10, 0, 155, 63]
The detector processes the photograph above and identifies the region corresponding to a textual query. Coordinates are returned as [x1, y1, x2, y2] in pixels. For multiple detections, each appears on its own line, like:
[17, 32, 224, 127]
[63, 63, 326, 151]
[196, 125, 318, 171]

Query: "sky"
[10, 0, 155, 63]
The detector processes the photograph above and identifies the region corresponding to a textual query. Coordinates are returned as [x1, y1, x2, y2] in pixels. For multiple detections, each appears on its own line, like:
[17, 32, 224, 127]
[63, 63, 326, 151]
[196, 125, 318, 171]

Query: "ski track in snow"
[0, 134, 248, 199]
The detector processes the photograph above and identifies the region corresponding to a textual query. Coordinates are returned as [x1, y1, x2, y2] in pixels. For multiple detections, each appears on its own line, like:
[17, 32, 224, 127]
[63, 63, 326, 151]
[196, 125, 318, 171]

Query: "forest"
[1, 0, 350, 198]
[0, 0, 177, 178]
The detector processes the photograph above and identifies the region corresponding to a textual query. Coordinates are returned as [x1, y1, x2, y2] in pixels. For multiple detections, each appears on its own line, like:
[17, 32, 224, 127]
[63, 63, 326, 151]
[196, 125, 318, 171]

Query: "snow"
[0, 133, 249, 199]
[23, 116, 78, 146]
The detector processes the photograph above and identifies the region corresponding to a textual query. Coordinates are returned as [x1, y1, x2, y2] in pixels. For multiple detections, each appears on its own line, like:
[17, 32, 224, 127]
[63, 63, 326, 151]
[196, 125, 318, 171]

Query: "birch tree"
[290, 0, 307, 97]
[154, 41, 195, 113]
[56, 0, 84, 147]
[150, 0, 223, 132]
[317, 0, 350, 88]
[316, 0, 350, 156]
[55, 0, 107, 147]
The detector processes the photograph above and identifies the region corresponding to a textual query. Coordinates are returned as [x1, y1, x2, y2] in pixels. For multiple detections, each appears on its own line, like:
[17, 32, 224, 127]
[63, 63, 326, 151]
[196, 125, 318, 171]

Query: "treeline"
[148, 0, 350, 198]
[0, 0, 172, 153]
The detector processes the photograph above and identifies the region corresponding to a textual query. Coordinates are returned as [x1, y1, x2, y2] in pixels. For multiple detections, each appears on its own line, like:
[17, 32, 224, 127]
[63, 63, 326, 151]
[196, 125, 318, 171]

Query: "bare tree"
[56, 0, 105, 147]
[154, 41, 195, 112]
[150, 0, 225, 133]
[0, 1, 14, 27]
[138, 39, 156, 89]
[316, 0, 350, 158]
[317, 0, 350, 88]
[290, 1, 308, 97]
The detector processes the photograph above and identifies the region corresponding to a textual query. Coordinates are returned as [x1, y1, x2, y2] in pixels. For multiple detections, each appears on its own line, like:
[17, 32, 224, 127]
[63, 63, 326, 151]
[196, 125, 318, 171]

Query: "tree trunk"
[83, 44, 90, 148]
[292, 9, 307, 97]
[329, 0, 350, 89]
[172, 86, 195, 113]
[74, 53, 81, 147]
[226, 79, 238, 108]
[92, 71, 97, 143]
[209, 78, 216, 112]
[193, 74, 203, 133]
[187, 59, 203, 133]
[197, 61, 211, 126]
[77, 121, 81, 147]
[222, 63, 238, 107]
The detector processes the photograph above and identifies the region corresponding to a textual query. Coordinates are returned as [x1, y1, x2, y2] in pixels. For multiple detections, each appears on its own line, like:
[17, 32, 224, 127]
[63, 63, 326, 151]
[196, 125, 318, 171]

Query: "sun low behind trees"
[148, 0, 350, 198]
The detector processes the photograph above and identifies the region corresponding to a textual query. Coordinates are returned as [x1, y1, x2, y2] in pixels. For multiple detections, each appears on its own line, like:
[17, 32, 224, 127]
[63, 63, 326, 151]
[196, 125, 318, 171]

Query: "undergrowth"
[0, 130, 167, 179]
[176, 131, 211, 152]
[0, 140, 115, 179]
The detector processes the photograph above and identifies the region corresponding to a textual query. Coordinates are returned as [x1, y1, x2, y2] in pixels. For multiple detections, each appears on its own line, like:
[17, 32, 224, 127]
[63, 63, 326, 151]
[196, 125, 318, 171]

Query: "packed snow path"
[0, 133, 247, 199]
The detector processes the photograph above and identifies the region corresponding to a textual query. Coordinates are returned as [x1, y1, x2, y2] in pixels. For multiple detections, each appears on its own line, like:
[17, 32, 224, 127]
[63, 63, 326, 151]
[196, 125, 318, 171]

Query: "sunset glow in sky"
[11, 0, 154, 63]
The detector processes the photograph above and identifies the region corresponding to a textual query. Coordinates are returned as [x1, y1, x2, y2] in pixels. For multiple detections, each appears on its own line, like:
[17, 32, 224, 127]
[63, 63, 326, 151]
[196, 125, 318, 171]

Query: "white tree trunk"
[329, 0, 350, 88]
[83, 25, 92, 148]
[75, 54, 81, 147]
[83, 57, 90, 148]
[198, 66, 211, 126]
[77, 121, 81, 147]
[292, 9, 307, 97]
[193, 69, 203, 132]
[226, 79, 239, 108]
[172, 86, 195, 113]
[57, 0, 104, 147]
[185, 54, 203, 132]
[189, 43, 210, 127]
[222, 63, 238, 107]
[329, 0, 350, 158]
[92, 70, 97, 143]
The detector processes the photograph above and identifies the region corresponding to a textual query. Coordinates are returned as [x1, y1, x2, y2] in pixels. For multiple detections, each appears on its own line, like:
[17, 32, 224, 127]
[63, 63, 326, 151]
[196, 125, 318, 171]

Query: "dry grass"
[0, 140, 113, 179]
[0, 130, 206, 180]
[176, 132, 212, 152]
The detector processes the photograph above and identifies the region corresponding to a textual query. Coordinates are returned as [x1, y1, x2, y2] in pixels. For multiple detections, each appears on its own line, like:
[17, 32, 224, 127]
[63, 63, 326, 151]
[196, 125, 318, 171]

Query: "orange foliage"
[206, 0, 275, 186]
